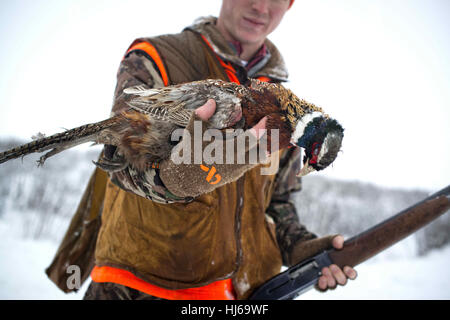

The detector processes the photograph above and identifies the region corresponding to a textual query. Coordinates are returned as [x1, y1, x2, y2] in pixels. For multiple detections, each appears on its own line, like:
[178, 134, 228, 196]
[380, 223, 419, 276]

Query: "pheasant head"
[249, 79, 344, 177]
[292, 113, 344, 176]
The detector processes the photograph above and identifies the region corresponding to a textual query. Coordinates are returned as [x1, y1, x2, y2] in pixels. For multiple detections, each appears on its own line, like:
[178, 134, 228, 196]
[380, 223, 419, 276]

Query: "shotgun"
[249, 185, 450, 300]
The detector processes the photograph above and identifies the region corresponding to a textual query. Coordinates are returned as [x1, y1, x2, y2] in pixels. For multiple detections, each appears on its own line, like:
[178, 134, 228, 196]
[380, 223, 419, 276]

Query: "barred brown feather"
[0, 117, 120, 165]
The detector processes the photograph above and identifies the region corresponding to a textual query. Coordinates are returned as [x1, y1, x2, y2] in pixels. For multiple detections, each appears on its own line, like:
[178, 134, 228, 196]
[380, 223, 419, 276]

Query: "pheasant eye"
[309, 142, 321, 164]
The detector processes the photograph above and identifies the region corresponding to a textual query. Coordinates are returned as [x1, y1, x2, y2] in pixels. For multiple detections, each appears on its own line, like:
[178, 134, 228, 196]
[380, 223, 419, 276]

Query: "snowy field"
[0, 213, 449, 300]
[0, 216, 88, 300]
[0, 147, 448, 300]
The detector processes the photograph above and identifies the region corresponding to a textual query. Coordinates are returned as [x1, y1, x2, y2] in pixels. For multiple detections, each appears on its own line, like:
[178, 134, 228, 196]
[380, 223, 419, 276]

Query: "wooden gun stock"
[328, 185, 450, 268]
[249, 185, 450, 300]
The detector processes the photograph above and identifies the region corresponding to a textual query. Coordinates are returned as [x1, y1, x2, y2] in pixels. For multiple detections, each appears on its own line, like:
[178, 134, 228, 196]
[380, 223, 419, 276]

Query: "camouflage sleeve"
[111, 50, 164, 114]
[104, 50, 192, 204]
[266, 147, 318, 266]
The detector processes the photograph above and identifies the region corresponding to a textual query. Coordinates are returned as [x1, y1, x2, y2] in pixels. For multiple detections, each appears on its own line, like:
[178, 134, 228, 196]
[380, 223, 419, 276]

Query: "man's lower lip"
[243, 17, 265, 27]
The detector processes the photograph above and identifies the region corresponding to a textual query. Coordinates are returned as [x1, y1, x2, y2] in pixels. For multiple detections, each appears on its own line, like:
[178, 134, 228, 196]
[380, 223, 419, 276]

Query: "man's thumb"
[195, 99, 216, 121]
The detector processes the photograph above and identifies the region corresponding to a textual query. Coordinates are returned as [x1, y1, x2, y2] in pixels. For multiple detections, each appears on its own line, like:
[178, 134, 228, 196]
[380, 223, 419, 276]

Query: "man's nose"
[251, 0, 270, 15]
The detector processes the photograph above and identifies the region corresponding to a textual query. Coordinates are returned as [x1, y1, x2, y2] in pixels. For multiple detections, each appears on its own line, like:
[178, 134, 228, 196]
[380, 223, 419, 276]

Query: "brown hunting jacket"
[47, 17, 320, 300]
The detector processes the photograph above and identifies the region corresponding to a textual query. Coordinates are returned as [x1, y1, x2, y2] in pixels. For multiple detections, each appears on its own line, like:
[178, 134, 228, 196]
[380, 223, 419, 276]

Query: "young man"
[53, 0, 356, 300]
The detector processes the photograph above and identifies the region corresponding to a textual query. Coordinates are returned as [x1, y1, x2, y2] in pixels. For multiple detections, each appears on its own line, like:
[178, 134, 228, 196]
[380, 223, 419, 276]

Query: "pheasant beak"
[297, 161, 316, 177]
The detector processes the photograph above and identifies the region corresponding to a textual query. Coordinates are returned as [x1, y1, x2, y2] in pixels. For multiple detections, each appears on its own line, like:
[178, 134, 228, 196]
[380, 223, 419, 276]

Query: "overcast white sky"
[0, 0, 449, 192]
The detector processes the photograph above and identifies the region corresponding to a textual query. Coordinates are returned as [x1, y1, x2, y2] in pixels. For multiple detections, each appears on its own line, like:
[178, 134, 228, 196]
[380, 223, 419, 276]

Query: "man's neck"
[215, 20, 265, 61]
[238, 42, 264, 62]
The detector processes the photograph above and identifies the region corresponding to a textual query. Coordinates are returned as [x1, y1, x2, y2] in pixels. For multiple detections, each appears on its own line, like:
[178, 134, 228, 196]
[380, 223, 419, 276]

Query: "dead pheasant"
[0, 79, 343, 176]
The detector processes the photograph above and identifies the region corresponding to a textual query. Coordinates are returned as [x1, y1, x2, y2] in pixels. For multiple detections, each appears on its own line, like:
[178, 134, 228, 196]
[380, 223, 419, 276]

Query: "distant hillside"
[0, 138, 101, 241]
[295, 175, 449, 255]
[0, 138, 448, 256]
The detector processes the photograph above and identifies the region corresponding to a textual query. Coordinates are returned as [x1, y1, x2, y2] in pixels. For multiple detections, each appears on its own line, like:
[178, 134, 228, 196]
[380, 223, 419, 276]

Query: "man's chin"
[234, 30, 267, 46]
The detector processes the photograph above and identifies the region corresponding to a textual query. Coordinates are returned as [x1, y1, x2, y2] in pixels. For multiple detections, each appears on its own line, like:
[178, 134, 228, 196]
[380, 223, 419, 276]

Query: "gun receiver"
[249, 185, 450, 300]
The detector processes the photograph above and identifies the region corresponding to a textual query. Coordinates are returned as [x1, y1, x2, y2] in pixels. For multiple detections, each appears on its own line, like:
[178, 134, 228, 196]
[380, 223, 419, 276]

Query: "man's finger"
[195, 99, 216, 121]
[332, 235, 344, 250]
[249, 116, 267, 140]
[322, 267, 336, 289]
[330, 264, 347, 286]
[318, 276, 328, 290]
[344, 266, 357, 280]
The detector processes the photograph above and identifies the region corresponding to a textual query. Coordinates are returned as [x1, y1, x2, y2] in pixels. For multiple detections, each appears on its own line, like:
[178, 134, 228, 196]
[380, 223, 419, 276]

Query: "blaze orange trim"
[200, 35, 241, 85]
[126, 41, 169, 87]
[257, 76, 272, 83]
[91, 265, 236, 300]
[201, 35, 273, 85]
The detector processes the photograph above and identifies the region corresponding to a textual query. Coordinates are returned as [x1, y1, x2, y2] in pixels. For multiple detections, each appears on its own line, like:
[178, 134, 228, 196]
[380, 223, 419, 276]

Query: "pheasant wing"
[124, 80, 244, 129]
[124, 83, 208, 127]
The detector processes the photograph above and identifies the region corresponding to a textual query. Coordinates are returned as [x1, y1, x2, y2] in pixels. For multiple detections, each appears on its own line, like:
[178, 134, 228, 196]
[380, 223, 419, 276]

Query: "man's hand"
[195, 99, 267, 138]
[159, 99, 269, 198]
[317, 235, 357, 290]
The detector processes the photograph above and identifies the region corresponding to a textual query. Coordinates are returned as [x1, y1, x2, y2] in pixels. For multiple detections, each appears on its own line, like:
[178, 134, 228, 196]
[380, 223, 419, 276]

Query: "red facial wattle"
[309, 142, 321, 164]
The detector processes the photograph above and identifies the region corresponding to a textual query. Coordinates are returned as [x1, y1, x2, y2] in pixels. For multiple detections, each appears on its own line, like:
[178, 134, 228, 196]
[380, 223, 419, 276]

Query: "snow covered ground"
[0, 235, 88, 300]
[0, 149, 448, 300]
[0, 212, 449, 300]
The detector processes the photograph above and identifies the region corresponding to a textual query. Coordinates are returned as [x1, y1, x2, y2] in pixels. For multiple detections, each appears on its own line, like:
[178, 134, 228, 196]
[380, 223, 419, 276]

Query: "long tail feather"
[0, 116, 120, 165]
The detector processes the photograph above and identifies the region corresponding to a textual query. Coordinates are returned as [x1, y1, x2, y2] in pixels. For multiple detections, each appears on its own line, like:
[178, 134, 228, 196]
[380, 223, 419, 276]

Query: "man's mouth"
[242, 16, 266, 28]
